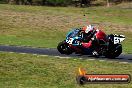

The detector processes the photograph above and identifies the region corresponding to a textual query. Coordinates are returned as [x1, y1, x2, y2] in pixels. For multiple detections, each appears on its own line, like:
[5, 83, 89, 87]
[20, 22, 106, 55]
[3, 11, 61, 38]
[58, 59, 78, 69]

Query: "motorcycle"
[57, 28, 125, 58]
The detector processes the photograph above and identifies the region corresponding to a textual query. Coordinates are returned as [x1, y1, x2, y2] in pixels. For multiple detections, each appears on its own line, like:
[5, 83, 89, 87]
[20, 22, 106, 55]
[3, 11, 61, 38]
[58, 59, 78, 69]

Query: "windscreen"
[66, 29, 80, 39]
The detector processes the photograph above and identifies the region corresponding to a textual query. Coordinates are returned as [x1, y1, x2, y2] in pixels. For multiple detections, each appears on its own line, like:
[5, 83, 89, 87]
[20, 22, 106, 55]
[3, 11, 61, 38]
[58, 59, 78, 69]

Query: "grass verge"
[0, 52, 132, 88]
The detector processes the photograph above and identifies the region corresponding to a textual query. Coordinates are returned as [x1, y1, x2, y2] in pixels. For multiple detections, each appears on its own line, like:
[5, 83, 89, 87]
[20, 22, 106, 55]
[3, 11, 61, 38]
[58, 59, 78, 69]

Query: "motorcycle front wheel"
[57, 41, 73, 55]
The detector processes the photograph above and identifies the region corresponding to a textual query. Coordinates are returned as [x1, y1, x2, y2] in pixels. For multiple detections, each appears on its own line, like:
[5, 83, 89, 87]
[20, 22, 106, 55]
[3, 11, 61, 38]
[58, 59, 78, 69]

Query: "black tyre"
[57, 41, 73, 55]
[76, 76, 87, 85]
[105, 44, 122, 58]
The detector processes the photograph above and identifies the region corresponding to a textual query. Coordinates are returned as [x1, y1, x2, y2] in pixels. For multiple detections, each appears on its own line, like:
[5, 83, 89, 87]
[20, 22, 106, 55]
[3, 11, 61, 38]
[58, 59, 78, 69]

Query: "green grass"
[0, 4, 131, 53]
[0, 33, 63, 48]
[0, 52, 132, 88]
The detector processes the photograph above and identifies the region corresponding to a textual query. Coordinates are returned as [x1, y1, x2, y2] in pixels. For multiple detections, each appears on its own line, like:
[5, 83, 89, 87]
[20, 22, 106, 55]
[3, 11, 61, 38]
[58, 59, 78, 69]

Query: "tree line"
[1, 0, 132, 7]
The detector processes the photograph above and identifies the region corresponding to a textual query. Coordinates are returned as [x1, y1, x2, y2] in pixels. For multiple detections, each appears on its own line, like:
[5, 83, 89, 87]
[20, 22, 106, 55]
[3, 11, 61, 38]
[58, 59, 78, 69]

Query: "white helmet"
[82, 25, 94, 33]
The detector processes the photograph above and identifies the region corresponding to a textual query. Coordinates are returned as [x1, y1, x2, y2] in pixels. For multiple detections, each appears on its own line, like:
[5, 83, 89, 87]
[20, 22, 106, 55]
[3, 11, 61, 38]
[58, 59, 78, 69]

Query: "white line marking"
[79, 58, 83, 60]
[8, 51, 49, 57]
[88, 59, 95, 61]
[54, 56, 71, 59]
[59, 57, 71, 59]
[74, 59, 77, 60]
[33, 54, 38, 55]
[9, 52, 15, 54]
[39, 55, 48, 57]
[119, 62, 128, 64]
[99, 60, 105, 62]
[54, 56, 60, 58]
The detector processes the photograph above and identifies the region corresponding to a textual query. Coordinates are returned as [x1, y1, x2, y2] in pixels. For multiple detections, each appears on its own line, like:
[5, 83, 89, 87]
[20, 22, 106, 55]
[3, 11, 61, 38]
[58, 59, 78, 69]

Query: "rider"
[79, 25, 107, 55]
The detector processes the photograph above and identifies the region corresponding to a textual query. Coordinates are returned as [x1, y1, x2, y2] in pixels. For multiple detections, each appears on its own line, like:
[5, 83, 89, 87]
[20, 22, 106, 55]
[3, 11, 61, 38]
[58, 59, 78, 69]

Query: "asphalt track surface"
[0, 45, 132, 63]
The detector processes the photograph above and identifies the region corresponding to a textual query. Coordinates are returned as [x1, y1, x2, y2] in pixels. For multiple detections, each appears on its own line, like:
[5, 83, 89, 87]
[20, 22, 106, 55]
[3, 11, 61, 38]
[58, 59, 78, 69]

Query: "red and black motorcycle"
[57, 28, 125, 58]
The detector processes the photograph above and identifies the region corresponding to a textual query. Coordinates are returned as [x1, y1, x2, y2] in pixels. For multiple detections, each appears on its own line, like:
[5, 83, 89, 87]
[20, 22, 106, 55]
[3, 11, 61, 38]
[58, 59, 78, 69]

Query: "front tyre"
[57, 41, 73, 55]
[105, 44, 122, 58]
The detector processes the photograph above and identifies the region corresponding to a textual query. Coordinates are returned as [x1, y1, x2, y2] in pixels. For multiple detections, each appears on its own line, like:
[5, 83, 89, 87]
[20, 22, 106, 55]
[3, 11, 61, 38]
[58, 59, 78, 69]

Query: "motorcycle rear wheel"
[105, 44, 122, 58]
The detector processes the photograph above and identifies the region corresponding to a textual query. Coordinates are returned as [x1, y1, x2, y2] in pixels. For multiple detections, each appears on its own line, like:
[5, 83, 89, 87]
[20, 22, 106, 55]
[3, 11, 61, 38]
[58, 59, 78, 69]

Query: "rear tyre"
[57, 41, 73, 55]
[105, 44, 122, 58]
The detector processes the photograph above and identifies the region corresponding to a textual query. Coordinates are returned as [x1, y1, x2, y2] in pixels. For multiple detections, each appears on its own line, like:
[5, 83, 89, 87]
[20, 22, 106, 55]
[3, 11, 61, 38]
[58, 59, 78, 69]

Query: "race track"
[0, 45, 132, 63]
